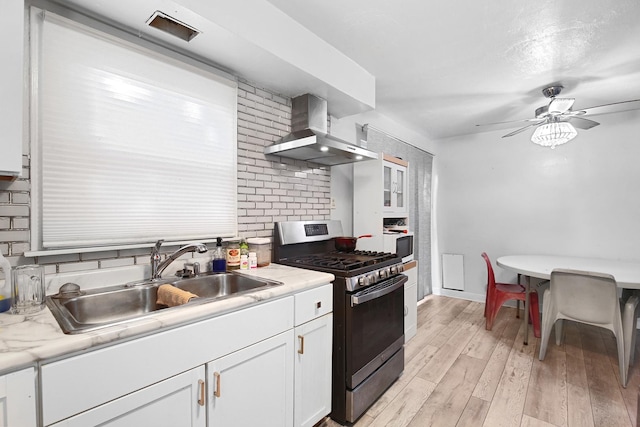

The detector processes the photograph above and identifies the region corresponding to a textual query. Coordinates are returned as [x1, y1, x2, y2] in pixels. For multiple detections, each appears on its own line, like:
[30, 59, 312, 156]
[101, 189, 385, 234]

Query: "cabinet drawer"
[294, 284, 332, 326]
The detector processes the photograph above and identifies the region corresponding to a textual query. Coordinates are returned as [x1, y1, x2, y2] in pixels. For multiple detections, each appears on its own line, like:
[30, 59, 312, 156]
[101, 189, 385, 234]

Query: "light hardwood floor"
[319, 295, 639, 427]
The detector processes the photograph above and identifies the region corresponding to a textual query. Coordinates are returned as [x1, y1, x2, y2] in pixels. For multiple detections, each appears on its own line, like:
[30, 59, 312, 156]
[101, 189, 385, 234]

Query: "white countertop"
[0, 264, 334, 373]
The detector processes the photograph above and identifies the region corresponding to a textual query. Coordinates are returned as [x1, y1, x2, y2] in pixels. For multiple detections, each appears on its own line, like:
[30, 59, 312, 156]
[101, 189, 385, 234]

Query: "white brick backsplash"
[0, 230, 29, 242]
[11, 193, 30, 204]
[0, 205, 29, 216]
[100, 257, 135, 269]
[58, 261, 100, 273]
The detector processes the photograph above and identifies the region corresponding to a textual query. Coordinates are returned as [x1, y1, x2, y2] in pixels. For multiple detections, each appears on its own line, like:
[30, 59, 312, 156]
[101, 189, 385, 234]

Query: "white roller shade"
[34, 11, 237, 249]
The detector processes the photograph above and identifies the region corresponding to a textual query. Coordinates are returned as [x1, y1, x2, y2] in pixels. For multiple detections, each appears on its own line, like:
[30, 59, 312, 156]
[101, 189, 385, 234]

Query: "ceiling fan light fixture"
[530, 121, 577, 149]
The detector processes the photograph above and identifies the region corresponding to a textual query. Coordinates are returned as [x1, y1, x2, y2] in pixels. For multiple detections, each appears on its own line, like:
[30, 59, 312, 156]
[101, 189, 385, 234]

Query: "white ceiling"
[53, 0, 640, 141]
[265, 0, 640, 140]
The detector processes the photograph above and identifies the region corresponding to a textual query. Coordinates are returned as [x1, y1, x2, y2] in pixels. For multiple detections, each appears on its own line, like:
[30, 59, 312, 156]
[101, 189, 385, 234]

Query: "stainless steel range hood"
[264, 94, 378, 166]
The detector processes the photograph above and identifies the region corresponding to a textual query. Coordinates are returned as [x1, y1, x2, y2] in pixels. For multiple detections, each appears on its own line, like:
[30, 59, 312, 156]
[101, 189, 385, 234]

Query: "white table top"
[497, 255, 640, 289]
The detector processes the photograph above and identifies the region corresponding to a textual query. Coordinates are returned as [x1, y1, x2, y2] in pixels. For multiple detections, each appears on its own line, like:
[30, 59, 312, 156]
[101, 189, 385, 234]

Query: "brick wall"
[0, 79, 331, 274]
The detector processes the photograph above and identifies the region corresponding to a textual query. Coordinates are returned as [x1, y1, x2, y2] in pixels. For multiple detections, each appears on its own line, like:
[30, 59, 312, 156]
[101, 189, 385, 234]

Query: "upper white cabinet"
[0, 368, 37, 427]
[382, 157, 408, 216]
[354, 153, 409, 251]
[354, 153, 409, 219]
[0, 1, 24, 177]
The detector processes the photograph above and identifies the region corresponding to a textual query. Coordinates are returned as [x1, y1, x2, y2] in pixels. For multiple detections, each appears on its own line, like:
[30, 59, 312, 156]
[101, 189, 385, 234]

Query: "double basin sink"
[46, 272, 283, 334]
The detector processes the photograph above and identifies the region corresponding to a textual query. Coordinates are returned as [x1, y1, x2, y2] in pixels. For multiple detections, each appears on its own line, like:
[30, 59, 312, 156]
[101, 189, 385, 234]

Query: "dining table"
[496, 255, 640, 345]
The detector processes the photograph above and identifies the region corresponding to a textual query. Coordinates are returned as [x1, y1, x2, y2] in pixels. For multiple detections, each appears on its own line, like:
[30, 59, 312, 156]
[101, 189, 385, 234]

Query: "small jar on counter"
[240, 255, 249, 270]
[246, 237, 271, 267]
[226, 241, 240, 270]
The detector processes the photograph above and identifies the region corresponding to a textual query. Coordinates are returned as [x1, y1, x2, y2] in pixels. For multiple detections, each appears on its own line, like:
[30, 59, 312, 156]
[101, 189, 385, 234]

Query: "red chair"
[482, 252, 540, 337]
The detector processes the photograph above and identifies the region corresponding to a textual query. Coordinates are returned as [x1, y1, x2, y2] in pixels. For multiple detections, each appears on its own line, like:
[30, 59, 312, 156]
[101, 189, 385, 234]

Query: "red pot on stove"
[334, 235, 372, 252]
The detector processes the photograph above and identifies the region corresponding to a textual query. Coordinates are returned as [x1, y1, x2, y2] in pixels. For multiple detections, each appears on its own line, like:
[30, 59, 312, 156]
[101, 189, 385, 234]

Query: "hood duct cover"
[264, 94, 378, 166]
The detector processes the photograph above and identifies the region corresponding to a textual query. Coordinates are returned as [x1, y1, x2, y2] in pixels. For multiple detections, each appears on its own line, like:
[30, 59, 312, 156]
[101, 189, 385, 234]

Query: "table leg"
[523, 275, 530, 345]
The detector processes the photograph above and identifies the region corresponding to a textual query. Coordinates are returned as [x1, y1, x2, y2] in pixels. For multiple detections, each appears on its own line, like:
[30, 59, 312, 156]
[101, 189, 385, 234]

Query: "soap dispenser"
[0, 252, 12, 313]
[212, 237, 227, 273]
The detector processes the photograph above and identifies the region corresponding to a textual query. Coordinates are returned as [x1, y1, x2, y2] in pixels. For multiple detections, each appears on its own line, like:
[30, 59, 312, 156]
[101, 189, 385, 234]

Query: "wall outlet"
[330, 198, 336, 209]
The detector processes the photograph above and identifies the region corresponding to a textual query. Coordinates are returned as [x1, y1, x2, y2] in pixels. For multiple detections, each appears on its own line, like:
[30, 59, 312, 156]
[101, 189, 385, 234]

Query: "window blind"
[34, 11, 237, 249]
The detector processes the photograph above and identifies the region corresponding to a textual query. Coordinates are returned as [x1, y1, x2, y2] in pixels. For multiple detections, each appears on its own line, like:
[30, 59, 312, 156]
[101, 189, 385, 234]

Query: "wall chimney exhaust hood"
[264, 94, 378, 166]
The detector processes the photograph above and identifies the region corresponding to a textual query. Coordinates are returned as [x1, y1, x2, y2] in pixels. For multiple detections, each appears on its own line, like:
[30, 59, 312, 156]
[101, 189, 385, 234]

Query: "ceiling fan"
[477, 85, 640, 148]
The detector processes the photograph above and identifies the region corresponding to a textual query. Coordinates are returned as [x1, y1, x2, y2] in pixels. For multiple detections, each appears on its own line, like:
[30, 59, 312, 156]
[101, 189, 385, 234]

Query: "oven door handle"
[351, 275, 408, 306]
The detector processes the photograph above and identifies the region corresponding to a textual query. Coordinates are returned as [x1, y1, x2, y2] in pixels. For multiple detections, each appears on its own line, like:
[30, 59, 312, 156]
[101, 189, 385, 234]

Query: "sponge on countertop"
[157, 284, 198, 307]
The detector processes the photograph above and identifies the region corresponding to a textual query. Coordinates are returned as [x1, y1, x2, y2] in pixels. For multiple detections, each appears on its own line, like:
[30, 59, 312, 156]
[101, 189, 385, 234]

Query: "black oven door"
[345, 274, 407, 389]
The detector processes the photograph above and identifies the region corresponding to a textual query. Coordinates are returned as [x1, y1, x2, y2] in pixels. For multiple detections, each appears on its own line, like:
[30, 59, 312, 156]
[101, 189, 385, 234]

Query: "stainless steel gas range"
[274, 220, 406, 424]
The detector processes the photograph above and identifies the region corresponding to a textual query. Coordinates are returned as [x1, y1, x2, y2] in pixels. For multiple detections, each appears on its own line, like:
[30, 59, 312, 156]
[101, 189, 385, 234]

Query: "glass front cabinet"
[382, 156, 408, 216]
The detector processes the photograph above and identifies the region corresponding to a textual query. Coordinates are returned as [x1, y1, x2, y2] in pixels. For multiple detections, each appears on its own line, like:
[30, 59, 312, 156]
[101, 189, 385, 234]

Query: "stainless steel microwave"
[383, 232, 414, 263]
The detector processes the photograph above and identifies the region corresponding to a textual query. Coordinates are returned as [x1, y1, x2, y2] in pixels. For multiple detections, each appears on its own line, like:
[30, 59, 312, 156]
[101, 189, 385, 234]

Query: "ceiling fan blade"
[476, 117, 540, 127]
[502, 122, 542, 138]
[548, 98, 575, 114]
[568, 116, 600, 130]
[580, 99, 640, 116]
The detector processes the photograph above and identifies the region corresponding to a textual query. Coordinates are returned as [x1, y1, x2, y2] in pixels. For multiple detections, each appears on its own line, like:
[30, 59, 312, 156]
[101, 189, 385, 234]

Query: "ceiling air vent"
[146, 11, 200, 42]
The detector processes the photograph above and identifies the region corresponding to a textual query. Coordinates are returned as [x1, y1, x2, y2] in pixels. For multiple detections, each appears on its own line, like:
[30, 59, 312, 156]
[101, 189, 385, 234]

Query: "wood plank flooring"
[319, 295, 638, 427]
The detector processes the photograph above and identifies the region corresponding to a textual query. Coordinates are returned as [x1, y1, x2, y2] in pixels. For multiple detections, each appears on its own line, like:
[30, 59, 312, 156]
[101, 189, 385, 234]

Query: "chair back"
[481, 252, 496, 290]
[550, 268, 619, 325]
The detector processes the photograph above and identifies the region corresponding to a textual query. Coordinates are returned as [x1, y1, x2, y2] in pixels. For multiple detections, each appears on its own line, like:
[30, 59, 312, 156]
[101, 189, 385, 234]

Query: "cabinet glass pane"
[383, 166, 392, 207]
[396, 169, 404, 208]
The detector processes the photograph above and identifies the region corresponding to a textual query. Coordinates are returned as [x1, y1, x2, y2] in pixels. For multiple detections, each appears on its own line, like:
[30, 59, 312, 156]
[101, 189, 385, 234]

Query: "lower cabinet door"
[49, 367, 206, 427]
[295, 313, 333, 427]
[0, 368, 37, 427]
[207, 331, 294, 427]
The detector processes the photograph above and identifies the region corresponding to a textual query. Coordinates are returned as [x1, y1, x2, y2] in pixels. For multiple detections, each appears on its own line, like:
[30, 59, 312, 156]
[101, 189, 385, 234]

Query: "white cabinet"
[39, 285, 334, 427]
[404, 261, 418, 343]
[0, 0, 24, 177]
[294, 285, 333, 427]
[41, 297, 294, 426]
[207, 331, 294, 427]
[0, 367, 37, 427]
[382, 158, 408, 216]
[50, 367, 205, 427]
[354, 154, 409, 252]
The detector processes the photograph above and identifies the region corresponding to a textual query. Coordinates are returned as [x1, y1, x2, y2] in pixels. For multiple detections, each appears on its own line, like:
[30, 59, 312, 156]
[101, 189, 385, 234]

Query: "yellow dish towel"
[157, 284, 198, 307]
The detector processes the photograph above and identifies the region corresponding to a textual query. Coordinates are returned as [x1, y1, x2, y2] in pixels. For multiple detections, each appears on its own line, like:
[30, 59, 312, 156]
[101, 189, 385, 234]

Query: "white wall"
[434, 110, 640, 300]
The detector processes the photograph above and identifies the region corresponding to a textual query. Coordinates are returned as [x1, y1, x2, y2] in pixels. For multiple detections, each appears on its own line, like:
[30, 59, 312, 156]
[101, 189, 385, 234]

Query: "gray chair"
[539, 269, 630, 387]
[621, 291, 640, 385]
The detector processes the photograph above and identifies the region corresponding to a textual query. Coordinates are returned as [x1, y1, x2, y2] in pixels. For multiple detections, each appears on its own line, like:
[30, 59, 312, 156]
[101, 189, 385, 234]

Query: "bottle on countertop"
[0, 252, 12, 313]
[239, 239, 249, 257]
[211, 237, 227, 273]
[248, 252, 258, 270]
[240, 254, 249, 270]
[226, 240, 240, 270]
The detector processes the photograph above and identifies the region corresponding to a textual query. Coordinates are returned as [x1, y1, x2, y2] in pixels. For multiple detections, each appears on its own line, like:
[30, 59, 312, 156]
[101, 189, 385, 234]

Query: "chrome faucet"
[150, 240, 209, 279]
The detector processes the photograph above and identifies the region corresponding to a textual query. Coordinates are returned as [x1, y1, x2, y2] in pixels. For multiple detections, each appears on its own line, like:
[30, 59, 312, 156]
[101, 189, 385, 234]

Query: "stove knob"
[358, 276, 369, 287]
[367, 273, 378, 285]
[378, 269, 389, 279]
[397, 264, 405, 273]
[390, 265, 398, 275]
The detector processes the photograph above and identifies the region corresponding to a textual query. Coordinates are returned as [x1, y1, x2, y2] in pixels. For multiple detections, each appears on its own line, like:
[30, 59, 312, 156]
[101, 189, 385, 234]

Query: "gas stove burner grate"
[286, 251, 398, 271]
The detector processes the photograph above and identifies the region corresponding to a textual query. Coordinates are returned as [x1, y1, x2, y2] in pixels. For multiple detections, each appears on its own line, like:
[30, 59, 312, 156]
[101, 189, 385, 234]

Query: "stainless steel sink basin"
[46, 273, 283, 334]
[170, 273, 281, 299]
